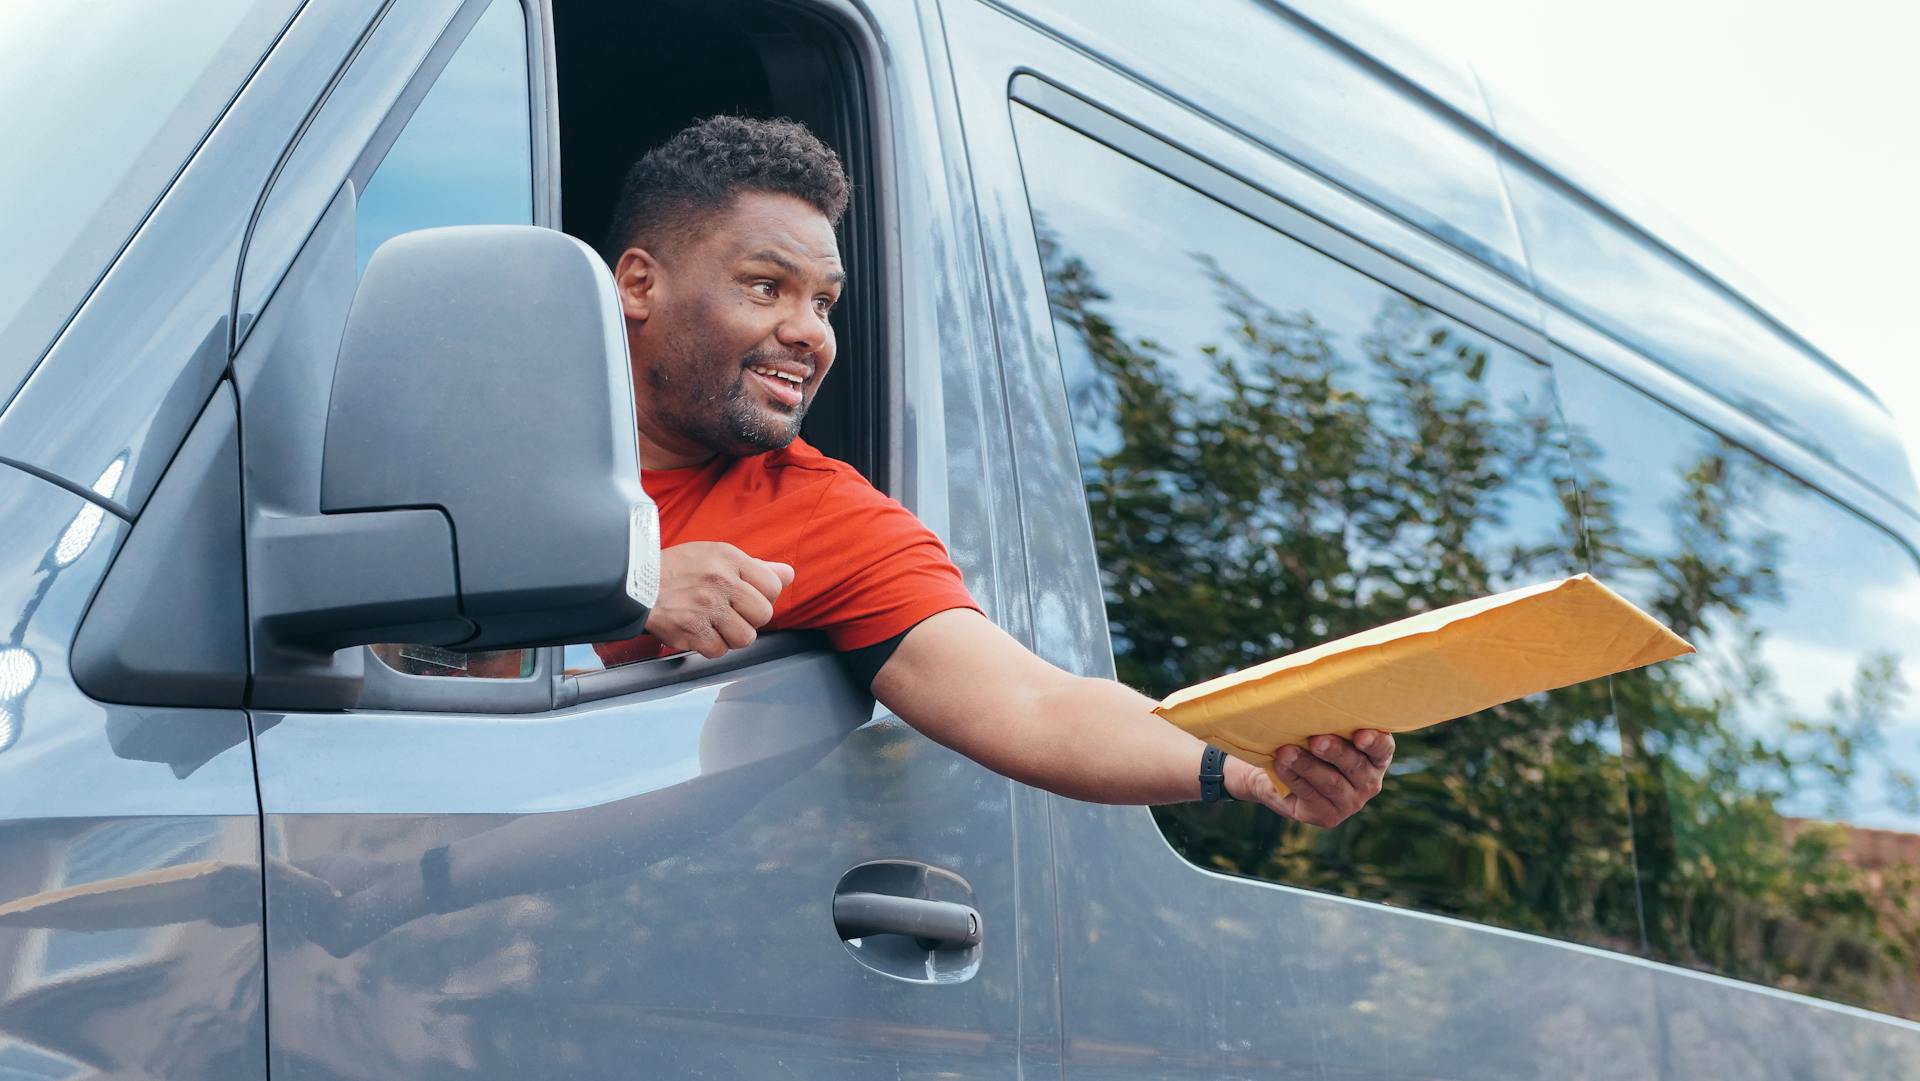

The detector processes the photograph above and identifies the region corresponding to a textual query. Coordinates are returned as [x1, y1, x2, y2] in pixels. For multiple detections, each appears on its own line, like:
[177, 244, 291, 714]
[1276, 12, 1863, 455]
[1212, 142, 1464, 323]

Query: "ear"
[613, 247, 664, 322]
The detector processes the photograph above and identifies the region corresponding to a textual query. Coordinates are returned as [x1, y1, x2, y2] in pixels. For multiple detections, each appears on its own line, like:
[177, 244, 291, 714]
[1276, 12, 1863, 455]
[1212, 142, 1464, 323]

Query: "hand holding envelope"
[1155, 574, 1695, 797]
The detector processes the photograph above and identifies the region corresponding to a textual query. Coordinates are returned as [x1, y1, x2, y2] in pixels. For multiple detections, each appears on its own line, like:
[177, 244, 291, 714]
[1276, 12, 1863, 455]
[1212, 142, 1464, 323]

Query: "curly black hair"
[600, 115, 849, 266]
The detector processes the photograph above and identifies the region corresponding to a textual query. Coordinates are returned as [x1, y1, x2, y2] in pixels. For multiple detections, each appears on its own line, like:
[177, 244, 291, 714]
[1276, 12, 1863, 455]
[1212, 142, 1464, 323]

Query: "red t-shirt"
[594, 438, 980, 666]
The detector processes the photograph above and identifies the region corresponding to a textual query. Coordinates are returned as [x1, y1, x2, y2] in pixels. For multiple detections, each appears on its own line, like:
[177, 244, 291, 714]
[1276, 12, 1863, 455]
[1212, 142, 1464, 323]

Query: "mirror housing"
[252, 226, 657, 673]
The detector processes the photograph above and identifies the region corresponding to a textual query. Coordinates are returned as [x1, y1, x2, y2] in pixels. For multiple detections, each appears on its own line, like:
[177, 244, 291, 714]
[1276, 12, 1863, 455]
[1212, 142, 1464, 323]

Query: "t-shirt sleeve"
[779, 472, 982, 651]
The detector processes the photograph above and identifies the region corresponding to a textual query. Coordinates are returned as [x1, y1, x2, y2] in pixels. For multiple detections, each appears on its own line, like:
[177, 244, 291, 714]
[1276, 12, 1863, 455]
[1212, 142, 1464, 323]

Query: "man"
[597, 115, 1393, 825]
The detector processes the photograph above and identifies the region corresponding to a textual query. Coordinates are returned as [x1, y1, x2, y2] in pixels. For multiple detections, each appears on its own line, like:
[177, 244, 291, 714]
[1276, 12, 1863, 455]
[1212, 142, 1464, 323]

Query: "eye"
[814, 295, 837, 315]
[750, 279, 777, 298]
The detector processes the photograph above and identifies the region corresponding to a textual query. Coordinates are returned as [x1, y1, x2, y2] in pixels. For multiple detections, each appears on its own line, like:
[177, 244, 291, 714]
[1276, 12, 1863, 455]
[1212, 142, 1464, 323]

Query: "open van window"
[549, 0, 882, 686]
[554, 0, 881, 486]
[348, 0, 882, 694]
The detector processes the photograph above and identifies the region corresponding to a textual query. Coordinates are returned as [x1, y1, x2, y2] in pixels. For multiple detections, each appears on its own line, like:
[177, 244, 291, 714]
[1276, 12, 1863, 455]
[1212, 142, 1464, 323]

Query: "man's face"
[618, 191, 844, 460]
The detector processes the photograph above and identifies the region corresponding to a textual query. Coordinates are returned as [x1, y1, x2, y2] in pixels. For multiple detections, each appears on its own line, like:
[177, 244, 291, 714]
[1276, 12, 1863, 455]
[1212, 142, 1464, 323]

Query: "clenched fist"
[644, 542, 795, 659]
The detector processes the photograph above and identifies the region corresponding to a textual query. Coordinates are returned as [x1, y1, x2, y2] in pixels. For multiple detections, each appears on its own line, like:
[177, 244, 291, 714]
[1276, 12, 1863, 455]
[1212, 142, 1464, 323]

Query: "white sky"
[1355, 0, 1920, 484]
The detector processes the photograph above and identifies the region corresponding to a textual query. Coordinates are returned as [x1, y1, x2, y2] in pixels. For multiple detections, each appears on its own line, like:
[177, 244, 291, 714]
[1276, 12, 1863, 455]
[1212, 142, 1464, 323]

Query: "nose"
[774, 304, 827, 357]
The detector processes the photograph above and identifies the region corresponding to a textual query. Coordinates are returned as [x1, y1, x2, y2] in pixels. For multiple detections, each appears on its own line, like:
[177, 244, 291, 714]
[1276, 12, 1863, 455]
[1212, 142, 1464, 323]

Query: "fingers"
[735, 558, 789, 612]
[1306, 734, 1385, 797]
[729, 577, 776, 628]
[713, 610, 758, 653]
[1268, 747, 1343, 826]
[1265, 734, 1392, 828]
[646, 543, 793, 658]
[1354, 728, 1395, 769]
[1234, 766, 1307, 824]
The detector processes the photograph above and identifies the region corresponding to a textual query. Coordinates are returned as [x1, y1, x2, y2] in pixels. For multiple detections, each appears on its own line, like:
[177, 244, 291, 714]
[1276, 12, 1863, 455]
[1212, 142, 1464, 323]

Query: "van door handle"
[832, 891, 982, 950]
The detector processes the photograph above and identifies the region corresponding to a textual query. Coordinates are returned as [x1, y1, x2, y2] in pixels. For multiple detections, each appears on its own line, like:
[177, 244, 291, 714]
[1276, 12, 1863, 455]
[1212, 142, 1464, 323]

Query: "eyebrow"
[744, 249, 847, 288]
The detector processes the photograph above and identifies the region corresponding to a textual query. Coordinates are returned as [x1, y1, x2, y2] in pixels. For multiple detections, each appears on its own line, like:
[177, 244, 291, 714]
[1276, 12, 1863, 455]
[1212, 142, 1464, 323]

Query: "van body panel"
[1501, 155, 1919, 513]
[0, 466, 264, 1079]
[1650, 972, 1920, 1078]
[0, 0, 383, 519]
[1289, 1, 1919, 515]
[254, 661, 1026, 1080]
[0, 0, 303, 410]
[1051, 802, 1666, 1079]
[944, 8, 1662, 1076]
[864, 5, 1069, 1067]
[2, 0, 1916, 1074]
[952, 0, 1920, 1073]
[235, 2, 1044, 1076]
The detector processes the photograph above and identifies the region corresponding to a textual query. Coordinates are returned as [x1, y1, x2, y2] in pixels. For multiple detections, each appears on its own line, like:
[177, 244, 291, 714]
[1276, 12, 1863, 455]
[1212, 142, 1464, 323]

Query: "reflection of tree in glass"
[1587, 442, 1920, 1018]
[1038, 227, 1920, 1020]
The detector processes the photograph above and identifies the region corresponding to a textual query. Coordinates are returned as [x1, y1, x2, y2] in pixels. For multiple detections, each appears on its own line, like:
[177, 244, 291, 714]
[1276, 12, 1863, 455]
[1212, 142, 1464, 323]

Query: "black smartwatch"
[1199, 745, 1236, 802]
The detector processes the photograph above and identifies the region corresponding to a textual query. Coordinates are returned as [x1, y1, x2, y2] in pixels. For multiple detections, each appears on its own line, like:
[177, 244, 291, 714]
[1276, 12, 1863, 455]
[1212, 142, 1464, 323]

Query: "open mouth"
[747, 363, 806, 409]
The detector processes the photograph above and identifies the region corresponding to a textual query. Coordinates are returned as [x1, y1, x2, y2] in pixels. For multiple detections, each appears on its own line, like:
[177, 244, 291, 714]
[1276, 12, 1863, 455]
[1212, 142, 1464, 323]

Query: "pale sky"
[1355, 0, 1920, 486]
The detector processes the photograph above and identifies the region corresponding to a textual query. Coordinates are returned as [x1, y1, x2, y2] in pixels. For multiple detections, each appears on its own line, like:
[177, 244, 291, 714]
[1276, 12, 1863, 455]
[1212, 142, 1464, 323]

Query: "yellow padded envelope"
[1153, 574, 1694, 792]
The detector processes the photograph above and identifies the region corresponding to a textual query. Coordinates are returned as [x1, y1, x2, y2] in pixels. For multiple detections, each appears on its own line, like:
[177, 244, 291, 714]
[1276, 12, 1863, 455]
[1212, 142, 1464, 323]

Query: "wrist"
[1221, 756, 1259, 802]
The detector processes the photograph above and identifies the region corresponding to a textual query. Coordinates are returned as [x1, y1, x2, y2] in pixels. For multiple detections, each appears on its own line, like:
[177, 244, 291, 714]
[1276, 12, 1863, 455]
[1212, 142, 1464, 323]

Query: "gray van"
[3, 0, 1917, 1077]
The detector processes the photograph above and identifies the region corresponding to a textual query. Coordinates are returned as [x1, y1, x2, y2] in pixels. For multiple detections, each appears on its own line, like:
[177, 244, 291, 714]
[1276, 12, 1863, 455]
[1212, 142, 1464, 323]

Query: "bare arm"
[871, 609, 1393, 824]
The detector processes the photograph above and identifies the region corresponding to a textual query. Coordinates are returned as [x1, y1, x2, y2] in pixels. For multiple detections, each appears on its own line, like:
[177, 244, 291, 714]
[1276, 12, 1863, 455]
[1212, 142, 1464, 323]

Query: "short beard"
[647, 351, 808, 458]
[718, 368, 807, 452]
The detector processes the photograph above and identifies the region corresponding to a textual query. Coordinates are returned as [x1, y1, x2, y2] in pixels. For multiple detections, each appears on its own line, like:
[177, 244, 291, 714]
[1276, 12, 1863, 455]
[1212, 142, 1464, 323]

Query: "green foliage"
[1040, 227, 1920, 1020]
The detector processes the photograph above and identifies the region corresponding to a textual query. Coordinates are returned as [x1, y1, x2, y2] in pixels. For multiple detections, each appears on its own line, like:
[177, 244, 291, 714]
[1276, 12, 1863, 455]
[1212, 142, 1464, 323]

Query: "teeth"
[752, 366, 803, 384]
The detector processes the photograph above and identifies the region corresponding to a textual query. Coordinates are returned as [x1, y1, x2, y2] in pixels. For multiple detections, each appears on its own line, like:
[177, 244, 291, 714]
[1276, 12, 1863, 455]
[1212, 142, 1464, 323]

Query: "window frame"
[1003, 72, 1920, 995]
[230, 0, 548, 713]
[1008, 74, 1551, 364]
[351, 0, 890, 714]
[1009, 76, 1920, 577]
[233, 0, 546, 348]
[1003, 73, 1656, 938]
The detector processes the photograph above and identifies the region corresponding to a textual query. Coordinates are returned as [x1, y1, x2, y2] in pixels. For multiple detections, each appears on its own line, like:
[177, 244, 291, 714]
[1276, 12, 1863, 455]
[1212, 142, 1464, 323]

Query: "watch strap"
[1199, 745, 1235, 802]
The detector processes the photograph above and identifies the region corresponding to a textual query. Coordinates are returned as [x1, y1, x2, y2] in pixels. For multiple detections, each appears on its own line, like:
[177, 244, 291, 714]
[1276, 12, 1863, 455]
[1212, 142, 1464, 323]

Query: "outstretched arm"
[870, 608, 1393, 825]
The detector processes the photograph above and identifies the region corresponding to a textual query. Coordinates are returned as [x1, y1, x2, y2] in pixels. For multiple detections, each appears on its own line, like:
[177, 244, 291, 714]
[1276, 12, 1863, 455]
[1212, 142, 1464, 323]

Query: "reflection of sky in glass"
[1012, 106, 1572, 588]
[355, 0, 532, 275]
[0, 0, 298, 396]
[1504, 163, 1913, 508]
[351, 0, 532, 683]
[1557, 359, 1920, 833]
[1016, 0, 1526, 278]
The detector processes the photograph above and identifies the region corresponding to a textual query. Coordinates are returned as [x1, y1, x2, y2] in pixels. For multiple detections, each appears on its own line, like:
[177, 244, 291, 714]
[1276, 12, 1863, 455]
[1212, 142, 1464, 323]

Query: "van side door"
[230, 2, 1032, 1077]
[944, 2, 1667, 1076]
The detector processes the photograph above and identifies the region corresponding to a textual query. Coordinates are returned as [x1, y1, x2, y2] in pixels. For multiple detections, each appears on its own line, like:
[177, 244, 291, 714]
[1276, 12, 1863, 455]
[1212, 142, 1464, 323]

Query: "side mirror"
[251, 226, 657, 669]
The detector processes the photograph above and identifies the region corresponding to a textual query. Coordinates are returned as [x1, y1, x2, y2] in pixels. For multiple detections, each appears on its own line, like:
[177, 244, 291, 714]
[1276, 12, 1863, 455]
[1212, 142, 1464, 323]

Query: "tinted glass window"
[1011, 107, 1647, 952]
[237, 0, 532, 334]
[354, 0, 533, 273]
[1015, 0, 1526, 278]
[0, 0, 300, 404]
[354, 0, 534, 681]
[1558, 358, 1920, 1019]
[1502, 160, 1915, 509]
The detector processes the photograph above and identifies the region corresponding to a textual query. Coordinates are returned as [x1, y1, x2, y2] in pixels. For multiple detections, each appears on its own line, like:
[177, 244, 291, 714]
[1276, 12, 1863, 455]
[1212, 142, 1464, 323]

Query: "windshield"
[0, 0, 301, 407]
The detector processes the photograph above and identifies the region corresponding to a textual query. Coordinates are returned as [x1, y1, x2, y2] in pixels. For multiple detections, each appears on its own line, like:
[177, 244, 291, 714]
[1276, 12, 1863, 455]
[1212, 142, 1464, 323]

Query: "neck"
[634, 416, 718, 471]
